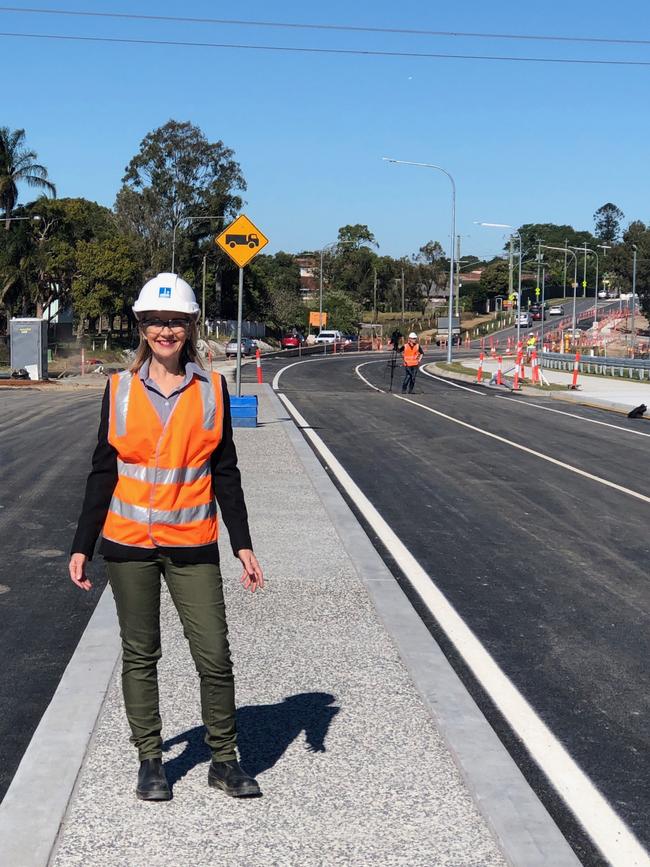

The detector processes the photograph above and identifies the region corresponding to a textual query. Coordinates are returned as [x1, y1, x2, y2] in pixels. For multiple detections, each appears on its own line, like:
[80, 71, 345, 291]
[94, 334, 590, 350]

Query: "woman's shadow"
[162, 691, 339, 787]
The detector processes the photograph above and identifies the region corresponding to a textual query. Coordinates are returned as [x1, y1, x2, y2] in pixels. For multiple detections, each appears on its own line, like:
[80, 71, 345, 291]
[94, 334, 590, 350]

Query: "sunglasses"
[141, 317, 191, 331]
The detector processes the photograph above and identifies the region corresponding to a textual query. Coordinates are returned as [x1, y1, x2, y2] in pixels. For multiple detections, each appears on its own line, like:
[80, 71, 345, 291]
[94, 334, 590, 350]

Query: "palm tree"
[0, 127, 56, 228]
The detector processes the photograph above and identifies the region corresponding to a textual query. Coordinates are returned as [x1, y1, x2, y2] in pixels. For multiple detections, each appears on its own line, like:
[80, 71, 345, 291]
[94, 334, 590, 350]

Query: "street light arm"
[383, 156, 457, 363]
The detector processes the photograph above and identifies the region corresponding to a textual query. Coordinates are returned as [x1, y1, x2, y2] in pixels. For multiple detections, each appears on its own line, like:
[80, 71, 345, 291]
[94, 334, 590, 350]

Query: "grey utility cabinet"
[10, 318, 49, 380]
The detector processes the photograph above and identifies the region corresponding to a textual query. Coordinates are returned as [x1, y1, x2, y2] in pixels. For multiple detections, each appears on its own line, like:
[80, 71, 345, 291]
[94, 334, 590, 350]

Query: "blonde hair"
[130, 314, 204, 374]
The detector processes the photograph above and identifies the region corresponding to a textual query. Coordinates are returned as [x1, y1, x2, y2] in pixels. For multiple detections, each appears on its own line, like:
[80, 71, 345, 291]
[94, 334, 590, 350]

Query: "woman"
[69, 273, 264, 802]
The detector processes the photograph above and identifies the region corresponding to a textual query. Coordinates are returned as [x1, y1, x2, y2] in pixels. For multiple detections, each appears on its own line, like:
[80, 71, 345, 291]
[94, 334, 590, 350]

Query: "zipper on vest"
[148, 389, 185, 546]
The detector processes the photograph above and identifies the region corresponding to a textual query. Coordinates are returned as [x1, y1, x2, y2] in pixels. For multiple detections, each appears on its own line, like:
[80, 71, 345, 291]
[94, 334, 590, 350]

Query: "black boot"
[208, 759, 261, 797]
[136, 758, 171, 801]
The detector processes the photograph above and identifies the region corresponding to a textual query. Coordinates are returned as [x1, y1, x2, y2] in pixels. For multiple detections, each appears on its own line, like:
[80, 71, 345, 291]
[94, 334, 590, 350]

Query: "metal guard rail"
[542, 351, 650, 380]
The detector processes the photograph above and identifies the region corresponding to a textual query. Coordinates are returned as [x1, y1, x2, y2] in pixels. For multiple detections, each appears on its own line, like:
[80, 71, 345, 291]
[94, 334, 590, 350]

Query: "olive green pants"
[107, 557, 237, 762]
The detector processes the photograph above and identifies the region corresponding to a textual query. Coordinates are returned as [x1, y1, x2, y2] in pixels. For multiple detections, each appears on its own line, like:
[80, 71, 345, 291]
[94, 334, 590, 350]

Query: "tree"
[0, 128, 56, 228]
[115, 120, 245, 278]
[249, 252, 303, 331]
[71, 237, 142, 337]
[310, 289, 360, 332]
[594, 203, 625, 246]
[336, 224, 377, 251]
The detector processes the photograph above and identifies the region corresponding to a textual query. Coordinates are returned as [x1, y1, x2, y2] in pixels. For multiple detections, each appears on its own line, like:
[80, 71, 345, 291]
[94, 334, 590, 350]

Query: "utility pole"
[401, 267, 405, 321]
[319, 248, 324, 332]
[201, 254, 207, 338]
[536, 238, 542, 302]
[373, 267, 378, 322]
[582, 242, 588, 298]
[563, 239, 568, 297]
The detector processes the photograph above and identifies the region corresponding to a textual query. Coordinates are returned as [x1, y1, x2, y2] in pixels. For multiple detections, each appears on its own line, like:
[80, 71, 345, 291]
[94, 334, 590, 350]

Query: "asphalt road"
[0, 386, 107, 803]
[255, 351, 650, 866]
[474, 297, 617, 348]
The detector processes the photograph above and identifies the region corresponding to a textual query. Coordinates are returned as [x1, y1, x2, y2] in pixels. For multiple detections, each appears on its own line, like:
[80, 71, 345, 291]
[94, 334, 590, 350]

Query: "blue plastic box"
[230, 395, 258, 428]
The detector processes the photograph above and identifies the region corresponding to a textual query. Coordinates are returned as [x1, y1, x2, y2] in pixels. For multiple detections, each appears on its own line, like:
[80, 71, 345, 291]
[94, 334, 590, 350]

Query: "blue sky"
[2, 0, 649, 261]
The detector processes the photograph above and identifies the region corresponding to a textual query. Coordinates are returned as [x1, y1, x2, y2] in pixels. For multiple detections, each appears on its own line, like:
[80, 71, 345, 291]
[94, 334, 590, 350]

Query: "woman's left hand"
[238, 549, 264, 593]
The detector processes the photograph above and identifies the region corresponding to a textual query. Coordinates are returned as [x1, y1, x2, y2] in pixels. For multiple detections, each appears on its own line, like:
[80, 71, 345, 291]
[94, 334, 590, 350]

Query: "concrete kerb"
[0, 587, 121, 867]
[267, 384, 580, 867]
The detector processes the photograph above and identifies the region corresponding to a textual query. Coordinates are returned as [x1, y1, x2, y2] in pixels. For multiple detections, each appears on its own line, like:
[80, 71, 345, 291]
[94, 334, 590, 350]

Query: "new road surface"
[255, 350, 650, 867]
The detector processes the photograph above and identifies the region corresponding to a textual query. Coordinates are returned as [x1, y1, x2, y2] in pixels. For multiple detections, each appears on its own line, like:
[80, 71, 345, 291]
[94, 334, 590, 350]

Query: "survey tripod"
[385, 342, 403, 392]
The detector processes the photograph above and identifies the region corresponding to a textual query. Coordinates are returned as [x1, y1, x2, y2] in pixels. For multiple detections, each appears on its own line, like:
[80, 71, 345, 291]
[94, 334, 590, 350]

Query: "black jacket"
[71, 377, 252, 564]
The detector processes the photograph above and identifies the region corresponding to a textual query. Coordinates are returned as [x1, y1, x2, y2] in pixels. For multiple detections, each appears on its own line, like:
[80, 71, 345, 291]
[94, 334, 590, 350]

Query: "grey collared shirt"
[139, 358, 208, 424]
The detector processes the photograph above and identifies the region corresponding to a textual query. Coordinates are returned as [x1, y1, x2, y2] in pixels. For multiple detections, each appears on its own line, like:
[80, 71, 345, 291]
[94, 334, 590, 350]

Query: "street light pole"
[382, 157, 456, 363]
[477, 222, 522, 347]
[631, 244, 638, 354]
[171, 214, 225, 273]
[540, 245, 578, 349]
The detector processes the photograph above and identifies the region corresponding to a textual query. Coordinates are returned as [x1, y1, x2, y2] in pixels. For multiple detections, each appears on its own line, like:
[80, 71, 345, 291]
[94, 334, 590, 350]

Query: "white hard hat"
[132, 273, 200, 317]
[408, 332, 418, 339]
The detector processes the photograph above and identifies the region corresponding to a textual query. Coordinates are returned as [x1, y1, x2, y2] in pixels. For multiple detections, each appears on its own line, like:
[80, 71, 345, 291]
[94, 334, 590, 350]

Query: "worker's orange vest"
[403, 343, 421, 367]
[102, 370, 223, 549]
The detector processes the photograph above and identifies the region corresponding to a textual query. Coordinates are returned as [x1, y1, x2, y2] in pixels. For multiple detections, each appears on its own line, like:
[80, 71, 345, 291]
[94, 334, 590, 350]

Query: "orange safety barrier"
[569, 352, 581, 389]
[497, 355, 503, 386]
[513, 351, 523, 391]
[255, 348, 263, 384]
[531, 350, 540, 384]
[477, 352, 485, 384]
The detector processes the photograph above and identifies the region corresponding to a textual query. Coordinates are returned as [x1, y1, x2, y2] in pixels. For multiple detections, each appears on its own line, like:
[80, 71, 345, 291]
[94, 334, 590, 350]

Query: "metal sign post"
[215, 214, 269, 398]
[235, 266, 244, 396]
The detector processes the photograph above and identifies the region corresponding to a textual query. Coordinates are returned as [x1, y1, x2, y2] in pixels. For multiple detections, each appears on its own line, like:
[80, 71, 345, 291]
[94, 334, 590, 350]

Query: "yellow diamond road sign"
[215, 215, 268, 267]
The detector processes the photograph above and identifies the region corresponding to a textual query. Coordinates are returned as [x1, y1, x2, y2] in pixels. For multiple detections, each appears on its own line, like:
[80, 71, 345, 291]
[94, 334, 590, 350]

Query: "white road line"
[277, 389, 650, 867]
[420, 364, 487, 395]
[271, 352, 388, 391]
[495, 395, 650, 439]
[354, 360, 385, 392]
[394, 394, 650, 505]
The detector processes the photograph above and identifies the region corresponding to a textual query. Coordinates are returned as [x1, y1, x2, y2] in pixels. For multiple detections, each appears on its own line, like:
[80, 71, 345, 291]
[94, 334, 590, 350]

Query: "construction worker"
[400, 331, 423, 394]
[526, 332, 537, 360]
[69, 273, 263, 802]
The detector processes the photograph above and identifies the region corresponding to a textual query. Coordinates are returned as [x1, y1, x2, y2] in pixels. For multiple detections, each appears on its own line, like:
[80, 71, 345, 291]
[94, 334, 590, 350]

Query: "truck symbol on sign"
[226, 233, 260, 250]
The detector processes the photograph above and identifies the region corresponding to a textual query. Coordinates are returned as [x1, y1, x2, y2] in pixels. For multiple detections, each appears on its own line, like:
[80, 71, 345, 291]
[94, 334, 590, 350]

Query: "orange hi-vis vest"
[102, 370, 224, 549]
[403, 343, 421, 367]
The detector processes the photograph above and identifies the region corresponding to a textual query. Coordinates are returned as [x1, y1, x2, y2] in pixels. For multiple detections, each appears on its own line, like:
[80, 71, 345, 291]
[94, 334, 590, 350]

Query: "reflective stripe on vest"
[103, 369, 224, 549]
[117, 457, 212, 486]
[109, 496, 216, 527]
[403, 343, 421, 366]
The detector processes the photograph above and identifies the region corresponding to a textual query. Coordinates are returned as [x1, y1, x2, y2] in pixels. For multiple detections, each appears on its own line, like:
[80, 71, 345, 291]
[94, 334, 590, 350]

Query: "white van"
[315, 330, 343, 344]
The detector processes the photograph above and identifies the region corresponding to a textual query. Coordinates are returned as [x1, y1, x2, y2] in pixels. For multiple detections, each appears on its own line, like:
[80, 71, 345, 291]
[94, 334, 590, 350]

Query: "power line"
[1, 30, 650, 67]
[1, 6, 650, 49]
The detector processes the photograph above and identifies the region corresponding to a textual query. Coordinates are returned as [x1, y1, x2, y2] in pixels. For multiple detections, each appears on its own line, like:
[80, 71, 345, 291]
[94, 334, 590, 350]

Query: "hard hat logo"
[158, 287, 172, 299]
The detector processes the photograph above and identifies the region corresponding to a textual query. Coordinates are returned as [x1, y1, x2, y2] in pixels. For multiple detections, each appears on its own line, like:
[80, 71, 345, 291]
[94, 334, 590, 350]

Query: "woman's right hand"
[69, 553, 92, 591]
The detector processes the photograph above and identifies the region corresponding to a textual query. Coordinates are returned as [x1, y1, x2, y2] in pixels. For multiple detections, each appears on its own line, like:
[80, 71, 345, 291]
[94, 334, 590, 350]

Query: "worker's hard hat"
[132, 273, 200, 317]
[408, 332, 418, 339]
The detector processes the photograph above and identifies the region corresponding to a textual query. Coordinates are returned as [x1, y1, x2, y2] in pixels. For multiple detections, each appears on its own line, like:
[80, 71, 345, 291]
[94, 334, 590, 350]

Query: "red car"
[280, 333, 304, 349]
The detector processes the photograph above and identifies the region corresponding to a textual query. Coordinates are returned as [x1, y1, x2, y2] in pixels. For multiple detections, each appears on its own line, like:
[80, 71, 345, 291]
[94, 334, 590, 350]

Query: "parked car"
[315, 330, 343, 344]
[280, 333, 304, 349]
[548, 305, 564, 316]
[225, 337, 256, 358]
[517, 312, 533, 328]
[435, 333, 462, 346]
